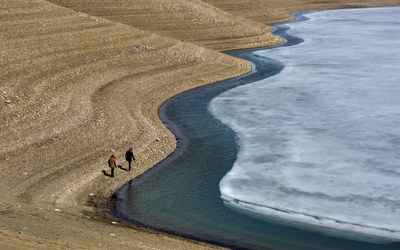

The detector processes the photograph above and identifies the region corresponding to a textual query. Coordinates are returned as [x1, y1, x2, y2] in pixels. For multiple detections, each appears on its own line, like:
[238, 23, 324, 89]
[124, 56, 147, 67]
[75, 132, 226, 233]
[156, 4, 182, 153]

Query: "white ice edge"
[222, 195, 400, 243]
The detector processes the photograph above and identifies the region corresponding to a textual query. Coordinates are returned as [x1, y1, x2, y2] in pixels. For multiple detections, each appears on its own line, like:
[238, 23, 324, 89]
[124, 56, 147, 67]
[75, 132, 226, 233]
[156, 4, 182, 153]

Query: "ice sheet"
[210, 7, 400, 243]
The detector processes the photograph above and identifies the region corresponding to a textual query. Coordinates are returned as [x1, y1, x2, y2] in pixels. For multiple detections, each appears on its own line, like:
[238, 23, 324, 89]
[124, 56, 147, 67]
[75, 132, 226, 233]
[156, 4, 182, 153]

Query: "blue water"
[111, 8, 400, 250]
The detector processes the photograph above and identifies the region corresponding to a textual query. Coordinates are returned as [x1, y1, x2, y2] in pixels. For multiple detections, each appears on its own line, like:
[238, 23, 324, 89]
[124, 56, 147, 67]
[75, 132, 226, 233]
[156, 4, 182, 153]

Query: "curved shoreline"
[111, 9, 400, 250]
[111, 11, 303, 195]
[110, 15, 305, 250]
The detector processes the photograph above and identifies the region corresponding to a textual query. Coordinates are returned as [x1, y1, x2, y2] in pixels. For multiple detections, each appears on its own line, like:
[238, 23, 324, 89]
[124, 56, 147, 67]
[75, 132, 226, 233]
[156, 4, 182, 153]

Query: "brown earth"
[203, 0, 400, 23]
[1, 0, 399, 249]
[47, 0, 281, 51]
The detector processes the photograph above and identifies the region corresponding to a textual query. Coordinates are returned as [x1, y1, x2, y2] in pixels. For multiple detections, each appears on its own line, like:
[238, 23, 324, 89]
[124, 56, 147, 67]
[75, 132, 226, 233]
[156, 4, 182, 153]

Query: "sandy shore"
[1, 0, 399, 249]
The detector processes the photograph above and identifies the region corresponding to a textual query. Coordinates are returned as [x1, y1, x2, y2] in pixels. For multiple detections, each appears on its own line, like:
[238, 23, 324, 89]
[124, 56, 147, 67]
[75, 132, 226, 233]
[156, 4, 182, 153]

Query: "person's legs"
[111, 167, 115, 177]
[128, 161, 131, 172]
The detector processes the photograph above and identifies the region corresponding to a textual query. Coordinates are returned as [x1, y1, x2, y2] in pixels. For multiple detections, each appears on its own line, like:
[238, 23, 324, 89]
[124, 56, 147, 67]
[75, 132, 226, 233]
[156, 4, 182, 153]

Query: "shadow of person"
[102, 170, 112, 177]
[109, 192, 119, 210]
[118, 165, 129, 172]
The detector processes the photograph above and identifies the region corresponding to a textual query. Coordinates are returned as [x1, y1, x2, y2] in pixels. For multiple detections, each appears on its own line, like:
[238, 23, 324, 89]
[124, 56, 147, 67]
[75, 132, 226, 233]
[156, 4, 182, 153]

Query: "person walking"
[125, 147, 135, 172]
[108, 154, 117, 177]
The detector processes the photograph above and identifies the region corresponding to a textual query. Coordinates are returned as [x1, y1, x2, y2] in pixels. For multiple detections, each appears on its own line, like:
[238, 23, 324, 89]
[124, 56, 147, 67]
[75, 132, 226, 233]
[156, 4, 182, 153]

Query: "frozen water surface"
[210, 7, 400, 243]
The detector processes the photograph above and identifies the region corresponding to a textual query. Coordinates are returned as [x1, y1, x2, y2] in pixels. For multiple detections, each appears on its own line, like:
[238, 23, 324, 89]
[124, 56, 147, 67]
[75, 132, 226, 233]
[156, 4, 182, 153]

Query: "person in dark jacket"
[125, 147, 135, 172]
[108, 154, 117, 177]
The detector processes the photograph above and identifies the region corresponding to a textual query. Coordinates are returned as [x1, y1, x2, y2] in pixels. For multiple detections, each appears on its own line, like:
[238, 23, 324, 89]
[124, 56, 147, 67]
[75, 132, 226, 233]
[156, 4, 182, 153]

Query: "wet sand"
[1, 0, 399, 249]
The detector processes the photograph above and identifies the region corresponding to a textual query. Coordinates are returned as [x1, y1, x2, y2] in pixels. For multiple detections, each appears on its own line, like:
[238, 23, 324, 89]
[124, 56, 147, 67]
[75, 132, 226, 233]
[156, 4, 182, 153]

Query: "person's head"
[111, 154, 115, 158]
[129, 147, 133, 152]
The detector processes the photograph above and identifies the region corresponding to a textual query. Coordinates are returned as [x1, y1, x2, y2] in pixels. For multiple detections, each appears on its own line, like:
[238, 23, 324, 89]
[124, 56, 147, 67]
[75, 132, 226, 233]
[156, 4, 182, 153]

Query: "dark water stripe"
[110, 12, 400, 250]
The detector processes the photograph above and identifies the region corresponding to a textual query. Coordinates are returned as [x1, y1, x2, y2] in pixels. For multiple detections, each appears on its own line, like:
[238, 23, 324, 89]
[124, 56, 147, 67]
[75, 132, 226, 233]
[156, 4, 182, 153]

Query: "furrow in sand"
[47, 0, 281, 51]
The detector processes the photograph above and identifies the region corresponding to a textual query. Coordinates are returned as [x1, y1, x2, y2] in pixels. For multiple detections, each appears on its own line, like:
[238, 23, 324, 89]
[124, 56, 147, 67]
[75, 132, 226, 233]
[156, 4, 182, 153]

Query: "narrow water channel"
[110, 10, 400, 250]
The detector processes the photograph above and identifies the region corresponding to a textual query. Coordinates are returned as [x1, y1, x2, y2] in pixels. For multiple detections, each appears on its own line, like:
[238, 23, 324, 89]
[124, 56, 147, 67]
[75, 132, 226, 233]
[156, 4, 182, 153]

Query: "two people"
[107, 147, 136, 177]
